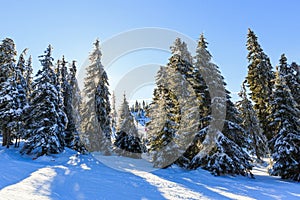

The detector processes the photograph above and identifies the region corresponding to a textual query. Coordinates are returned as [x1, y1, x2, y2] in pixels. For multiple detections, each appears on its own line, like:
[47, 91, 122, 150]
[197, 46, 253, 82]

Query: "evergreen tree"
[67, 61, 86, 153]
[54, 58, 68, 149]
[290, 62, 300, 106]
[268, 67, 300, 181]
[0, 38, 26, 147]
[24, 55, 33, 98]
[173, 36, 211, 166]
[58, 56, 74, 147]
[189, 34, 252, 176]
[114, 94, 145, 158]
[116, 94, 138, 136]
[81, 39, 111, 154]
[236, 82, 268, 161]
[170, 37, 193, 64]
[146, 65, 182, 168]
[246, 28, 274, 140]
[95, 69, 111, 140]
[278, 55, 300, 109]
[21, 45, 66, 157]
[111, 91, 117, 133]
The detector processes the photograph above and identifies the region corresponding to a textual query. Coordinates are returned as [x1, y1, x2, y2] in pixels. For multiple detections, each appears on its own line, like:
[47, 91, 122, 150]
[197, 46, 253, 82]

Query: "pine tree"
[58, 56, 74, 147]
[170, 37, 193, 64]
[268, 67, 300, 181]
[81, 39, 111, 154]
[114, 94, 145, 158]
[278, 55, 300, 110]
[67, 61, 86, 153]
[24, 55, 33, 98]
[0, 38, 27, 147]
[290, 62, 300, 106]
[147, 38, 207, 168]
[246, 28, 274, 140]
[111, 91, 117, 134]
[174, 36, 211, 166]
[95, 69, 111, 140]
[21, 45, 67, 157]
[54, 58, 68, 150]
[236, 82, 268, 161]
[14, 48, 29, 146]
[146, 64, 181, 167]
[116, 94, 138, 136]
[188, 34, 252, 176]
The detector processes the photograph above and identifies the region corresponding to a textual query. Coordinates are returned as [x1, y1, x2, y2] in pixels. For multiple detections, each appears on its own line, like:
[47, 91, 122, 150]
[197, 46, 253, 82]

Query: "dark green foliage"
[187, 34, 252, 176]
[268, 67, 300, 181]
[246, 29, 274, 140]
[81, 39, 111, 154]
[236, 82, 268, 160]
[21, 45, 66, 157]
[0, 38, 27, 148]
[114, 131, 146, 158]
[115, 94, 143, 157]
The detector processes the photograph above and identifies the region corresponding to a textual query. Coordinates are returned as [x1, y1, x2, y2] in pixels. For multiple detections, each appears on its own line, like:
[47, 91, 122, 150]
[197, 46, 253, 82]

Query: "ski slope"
[1, 140, 300, 200]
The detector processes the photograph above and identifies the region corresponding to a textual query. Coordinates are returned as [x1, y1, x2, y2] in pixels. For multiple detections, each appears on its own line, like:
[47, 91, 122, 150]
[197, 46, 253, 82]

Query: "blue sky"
[1, 0, 299, 102]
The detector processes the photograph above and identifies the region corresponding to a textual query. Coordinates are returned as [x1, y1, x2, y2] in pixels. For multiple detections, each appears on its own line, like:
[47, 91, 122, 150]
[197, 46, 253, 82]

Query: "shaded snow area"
[1, 142, 300, 199]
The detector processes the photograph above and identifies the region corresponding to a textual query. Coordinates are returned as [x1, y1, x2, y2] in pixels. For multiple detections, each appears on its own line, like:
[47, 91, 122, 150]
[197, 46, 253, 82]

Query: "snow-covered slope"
[1, 141, 300, 200]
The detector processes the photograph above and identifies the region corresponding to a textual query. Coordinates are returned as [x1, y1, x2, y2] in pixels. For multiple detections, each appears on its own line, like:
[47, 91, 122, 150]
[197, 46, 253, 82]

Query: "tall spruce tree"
[0, 38, 27, 147]
[21, 45, 67, 157]
[81, 39, 111, 154]
[146, 66, 181, 167]
[67, 61, 86, 153]
[174, 35, 211, 167]
[58, 56, 74, 147]
[236, 82, 268, 161]
[246, 28, 274, 140]
[268, 67, 300, 181]
[189, 34, 252, 176]
[111, 91, 117, 134]
[24, 55, 33, 98]
[278, 55, 300, 110]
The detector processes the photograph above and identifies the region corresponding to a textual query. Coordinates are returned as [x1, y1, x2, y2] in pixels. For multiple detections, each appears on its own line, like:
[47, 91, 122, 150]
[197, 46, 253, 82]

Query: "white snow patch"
[0, 167, 56, 200]
[128, 169, 209, 200]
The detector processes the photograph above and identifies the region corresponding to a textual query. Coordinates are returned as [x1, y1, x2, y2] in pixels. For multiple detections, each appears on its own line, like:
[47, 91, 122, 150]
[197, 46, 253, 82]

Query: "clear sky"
[1, 0, 299, 103]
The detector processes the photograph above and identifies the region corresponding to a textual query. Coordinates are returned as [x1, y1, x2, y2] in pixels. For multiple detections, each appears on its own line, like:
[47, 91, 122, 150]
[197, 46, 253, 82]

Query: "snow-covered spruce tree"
[278, 55, 300, 110]
[146, 65, 182, 167]
[289, 62, 300, 107]
[188, 34, 253, 176]
[111, 91, 117, 135]
[66, 61, 86, 153]
[13, 48, 29, 147]
[246, 28, 274, 140]
[54, 59, 69, 150]
[170, 37, 211, 167]
[267, 67, 300, 181]
[114, 94, 145, 158]
[236, 82, 268, 161]
[0, 38, 27, 147]
[95, 69, 111, 139]
[147, 38, 209, 168]
[81, 39, 111, 154]
[165, 57, 200, 168]
[57, 56, 75, 148]
[24, 55, 33, 98]
[21, 45, 67, 157]
[170, 37, 193, 64]
[147, 88, 181, 167]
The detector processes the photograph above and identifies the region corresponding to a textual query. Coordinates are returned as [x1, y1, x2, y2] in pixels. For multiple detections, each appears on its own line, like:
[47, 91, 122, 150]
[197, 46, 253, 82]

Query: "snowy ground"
[1, 139, 300, 200]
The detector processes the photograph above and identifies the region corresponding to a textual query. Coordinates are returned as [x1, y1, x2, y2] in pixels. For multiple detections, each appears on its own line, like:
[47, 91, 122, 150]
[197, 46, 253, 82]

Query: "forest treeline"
[0, 29, 299, 180]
